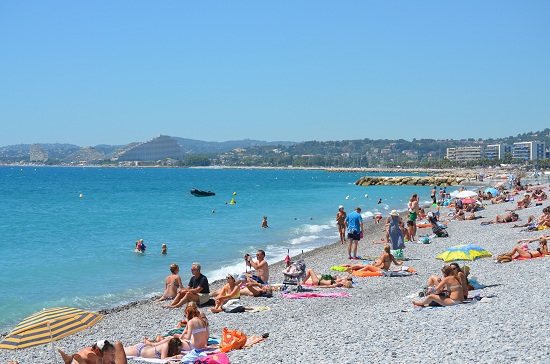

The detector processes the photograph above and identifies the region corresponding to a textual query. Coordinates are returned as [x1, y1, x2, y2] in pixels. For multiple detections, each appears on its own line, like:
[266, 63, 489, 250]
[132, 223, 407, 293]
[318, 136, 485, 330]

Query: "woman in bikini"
[343, 245, 402, 273]
[336, 206, 347, 244]
[425, 263, 469, 300]
[301, 268, 353, 288]
[155, 263, 183, 302]
[210, 273, 240, 313]
[141, 303, 209, 357]
[508, 237, 548, 259]
[123, 337, 183, 360]
[412, 266, 464, 308]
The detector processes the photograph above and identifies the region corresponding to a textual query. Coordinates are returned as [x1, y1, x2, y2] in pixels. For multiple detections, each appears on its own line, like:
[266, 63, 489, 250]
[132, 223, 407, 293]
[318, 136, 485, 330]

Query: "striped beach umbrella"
[0, 307, 103, 350]
[436, 244, 492, 263]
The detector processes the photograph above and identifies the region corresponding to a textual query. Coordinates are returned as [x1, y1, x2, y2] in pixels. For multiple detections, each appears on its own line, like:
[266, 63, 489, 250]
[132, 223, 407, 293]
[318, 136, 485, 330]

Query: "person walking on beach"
[345, 206, 363, 260]
[408, 194, 419, 242]
[431, 186, 437, 205]
[386, 210, 405, 252]
[164, 263, 210, 308]
[336, 205, 347, 244]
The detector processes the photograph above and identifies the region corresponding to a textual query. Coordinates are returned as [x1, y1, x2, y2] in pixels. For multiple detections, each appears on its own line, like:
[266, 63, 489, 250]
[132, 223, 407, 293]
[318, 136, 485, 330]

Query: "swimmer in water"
[262, 216, 269, 228]
[377, 198, 382, 204]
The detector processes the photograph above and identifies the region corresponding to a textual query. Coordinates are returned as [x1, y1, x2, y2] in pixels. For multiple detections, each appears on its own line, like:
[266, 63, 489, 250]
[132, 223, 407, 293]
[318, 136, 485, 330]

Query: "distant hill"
[0, 129, 548, 163]
[171, 137, 296, 154]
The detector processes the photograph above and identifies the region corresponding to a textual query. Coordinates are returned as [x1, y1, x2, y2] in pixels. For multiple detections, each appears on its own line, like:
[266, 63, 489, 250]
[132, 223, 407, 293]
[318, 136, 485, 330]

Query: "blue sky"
[1, 1, 548, 146]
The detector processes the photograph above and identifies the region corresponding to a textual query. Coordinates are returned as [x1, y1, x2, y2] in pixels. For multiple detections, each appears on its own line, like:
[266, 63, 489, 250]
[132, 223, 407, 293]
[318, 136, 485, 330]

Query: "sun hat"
[390, 210, 398, 216]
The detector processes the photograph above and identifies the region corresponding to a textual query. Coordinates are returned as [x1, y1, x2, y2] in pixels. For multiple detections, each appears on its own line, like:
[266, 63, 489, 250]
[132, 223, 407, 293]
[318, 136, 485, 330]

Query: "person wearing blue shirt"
[345, 207, 363, 260]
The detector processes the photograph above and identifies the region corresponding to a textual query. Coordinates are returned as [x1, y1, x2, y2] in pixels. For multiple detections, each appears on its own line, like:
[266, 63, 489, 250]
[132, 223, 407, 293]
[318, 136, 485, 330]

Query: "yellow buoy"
[79, 194, 83, 198]
[233, 192, 237, 195]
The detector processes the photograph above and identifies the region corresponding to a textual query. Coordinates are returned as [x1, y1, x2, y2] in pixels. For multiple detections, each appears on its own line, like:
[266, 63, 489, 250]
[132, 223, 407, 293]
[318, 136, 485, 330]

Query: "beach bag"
[222, 299, 245, 313]
[497, 253, 512, 263]
[220, 328, 247, 352]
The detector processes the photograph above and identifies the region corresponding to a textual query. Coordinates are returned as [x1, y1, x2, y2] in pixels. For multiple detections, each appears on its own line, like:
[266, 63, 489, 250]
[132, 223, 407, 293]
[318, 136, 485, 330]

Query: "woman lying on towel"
[301, 268, 353, 288]
[508, 237, 548, 259]
[412, 266, 464, 308]
[143, 302, 209, 353]
[425, 263, 470, 299]
[124, 337, 183, 360]
[343, 245, 402, 273]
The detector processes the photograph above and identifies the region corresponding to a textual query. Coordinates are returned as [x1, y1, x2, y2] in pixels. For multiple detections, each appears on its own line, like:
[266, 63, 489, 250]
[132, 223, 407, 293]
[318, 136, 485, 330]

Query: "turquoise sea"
[0, 167, 436, 333]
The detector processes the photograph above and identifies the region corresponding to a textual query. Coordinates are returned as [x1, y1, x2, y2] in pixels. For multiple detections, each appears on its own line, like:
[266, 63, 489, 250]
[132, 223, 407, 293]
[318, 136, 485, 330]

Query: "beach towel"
[281, 292, 351, 299]
[194, 352, 230, 364]
[244, 306, 270, 312]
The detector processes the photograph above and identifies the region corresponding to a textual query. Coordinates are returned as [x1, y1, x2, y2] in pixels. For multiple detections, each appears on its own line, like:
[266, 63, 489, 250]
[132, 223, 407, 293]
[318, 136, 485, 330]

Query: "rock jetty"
[355, 173, 476, 186]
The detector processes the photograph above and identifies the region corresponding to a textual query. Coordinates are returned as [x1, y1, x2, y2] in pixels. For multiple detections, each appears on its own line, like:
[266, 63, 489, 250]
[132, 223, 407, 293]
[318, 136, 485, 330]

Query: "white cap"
[339, 205, 344, 209]
[96, 340, 106, 350]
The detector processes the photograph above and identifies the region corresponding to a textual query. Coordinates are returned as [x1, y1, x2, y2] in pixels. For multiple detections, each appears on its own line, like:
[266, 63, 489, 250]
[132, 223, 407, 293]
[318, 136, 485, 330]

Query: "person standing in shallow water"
[262, 216, 269, 228]
[336, 205, 347, 244]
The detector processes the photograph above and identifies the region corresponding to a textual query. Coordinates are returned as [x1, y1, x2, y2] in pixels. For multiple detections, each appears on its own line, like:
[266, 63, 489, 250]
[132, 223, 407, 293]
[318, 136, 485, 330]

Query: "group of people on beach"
[41, 180, 550, 363]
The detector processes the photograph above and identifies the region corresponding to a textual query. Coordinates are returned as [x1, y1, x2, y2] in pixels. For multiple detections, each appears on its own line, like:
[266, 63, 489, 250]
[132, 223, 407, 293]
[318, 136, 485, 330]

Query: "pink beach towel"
[281, 292, 351, 299]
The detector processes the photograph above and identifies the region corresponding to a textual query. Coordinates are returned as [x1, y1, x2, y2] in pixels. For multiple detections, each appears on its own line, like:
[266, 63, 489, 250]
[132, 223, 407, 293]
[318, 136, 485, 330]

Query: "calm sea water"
[0, 167, 436, 332]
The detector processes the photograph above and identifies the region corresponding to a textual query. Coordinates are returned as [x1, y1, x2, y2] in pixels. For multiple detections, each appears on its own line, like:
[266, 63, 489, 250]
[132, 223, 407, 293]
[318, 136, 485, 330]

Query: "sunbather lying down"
[240, 282, 273, 296]
[301, 268, 353, 288]
[482, 212, 518, 224]
[343, 244, 402, 273]
[507, 237, 548, 259]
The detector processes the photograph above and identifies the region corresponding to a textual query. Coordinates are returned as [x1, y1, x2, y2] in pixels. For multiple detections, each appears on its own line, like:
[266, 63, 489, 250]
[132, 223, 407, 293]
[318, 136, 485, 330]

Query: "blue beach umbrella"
[436, 244, 492, 263]
[485, 187, 498, 196]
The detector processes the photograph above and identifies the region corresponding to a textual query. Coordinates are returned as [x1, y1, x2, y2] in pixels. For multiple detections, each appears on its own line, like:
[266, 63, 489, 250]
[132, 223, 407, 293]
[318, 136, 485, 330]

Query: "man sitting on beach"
[164, 263, 210, 308]
[244, 250, 269, 284]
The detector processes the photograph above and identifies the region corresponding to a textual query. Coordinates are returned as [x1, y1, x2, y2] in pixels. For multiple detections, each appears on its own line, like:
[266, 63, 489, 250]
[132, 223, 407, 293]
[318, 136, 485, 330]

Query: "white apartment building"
[512, 141, 546, 160]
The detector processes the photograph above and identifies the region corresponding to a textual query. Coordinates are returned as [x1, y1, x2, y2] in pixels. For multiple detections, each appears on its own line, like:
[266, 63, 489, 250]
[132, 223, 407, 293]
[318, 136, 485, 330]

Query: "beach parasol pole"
[48, 320, 58, 364]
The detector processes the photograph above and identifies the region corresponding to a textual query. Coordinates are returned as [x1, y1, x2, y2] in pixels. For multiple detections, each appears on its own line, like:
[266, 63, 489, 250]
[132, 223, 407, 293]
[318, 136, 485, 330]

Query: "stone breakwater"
[355, 173, 477, 186]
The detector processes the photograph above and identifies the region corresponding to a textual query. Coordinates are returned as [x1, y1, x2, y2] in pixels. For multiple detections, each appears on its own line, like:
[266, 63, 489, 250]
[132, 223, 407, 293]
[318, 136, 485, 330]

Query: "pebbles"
[2, 191, 549, 363]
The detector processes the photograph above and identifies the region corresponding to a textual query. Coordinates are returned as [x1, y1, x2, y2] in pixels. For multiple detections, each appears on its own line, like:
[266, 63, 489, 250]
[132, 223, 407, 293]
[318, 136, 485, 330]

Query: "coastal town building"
[485, 144, 511, 160]
[512, 141, 546, 160]
[445, 146, 484, 162]
[116, 135, 183, 161]
[29, 144, 48, 162]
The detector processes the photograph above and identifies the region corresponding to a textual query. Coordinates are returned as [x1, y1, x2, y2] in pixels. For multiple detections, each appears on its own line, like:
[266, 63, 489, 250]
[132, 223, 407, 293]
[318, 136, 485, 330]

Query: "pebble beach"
[2, 188, 550, 363]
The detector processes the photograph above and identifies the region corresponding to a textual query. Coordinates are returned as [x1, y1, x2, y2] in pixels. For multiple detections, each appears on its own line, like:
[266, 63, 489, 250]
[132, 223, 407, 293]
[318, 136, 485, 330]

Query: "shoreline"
[2, 186, 549, 362]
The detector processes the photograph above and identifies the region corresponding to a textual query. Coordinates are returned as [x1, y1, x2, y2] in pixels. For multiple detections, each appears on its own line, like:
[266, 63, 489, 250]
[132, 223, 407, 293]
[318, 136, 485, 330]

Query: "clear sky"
[1, 1, 549, 146]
